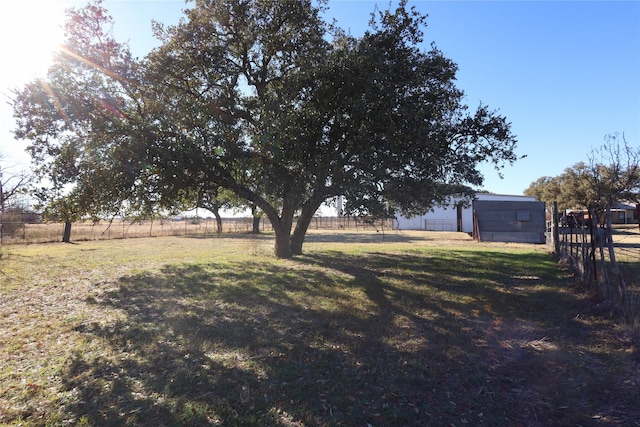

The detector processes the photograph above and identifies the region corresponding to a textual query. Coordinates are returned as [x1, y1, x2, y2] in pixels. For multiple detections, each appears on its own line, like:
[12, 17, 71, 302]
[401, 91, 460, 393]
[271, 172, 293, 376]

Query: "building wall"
[394, 193, 538, 234]
[611, 204, 638, 224]
[473, 200, 546, 243]
[395, 204, 464, 231]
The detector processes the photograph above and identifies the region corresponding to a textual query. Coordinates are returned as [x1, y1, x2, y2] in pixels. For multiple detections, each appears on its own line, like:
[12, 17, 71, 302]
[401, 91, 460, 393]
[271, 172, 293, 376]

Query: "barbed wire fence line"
[0, 216, 394, 245]
[551, 204, 640, 322]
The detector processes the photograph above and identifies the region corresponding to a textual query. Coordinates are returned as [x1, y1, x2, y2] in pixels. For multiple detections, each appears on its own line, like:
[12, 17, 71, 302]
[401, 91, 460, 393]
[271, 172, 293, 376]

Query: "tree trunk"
[291, 205, 318, 255]
[62, 221, 72, 243]
[274, 228, 292, 258]
[213, 209, 222, 235]
[290, 230, 306, 255]
[251, 205, 261, 234]
[269, 204, 294, 259]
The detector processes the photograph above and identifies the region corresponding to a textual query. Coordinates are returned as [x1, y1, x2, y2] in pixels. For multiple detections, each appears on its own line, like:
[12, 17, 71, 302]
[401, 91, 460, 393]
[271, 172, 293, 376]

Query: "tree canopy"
[12, 0, 519, 258]
[525, 134, 640, 213]
[0, 154, 31, 213]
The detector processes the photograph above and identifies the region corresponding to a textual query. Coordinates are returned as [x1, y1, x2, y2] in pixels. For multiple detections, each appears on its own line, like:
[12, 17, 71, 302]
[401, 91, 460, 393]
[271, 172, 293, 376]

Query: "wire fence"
[556, 224, 640, 321]
[559, 227, 640, 275]
[617, 246, 640, 264]
[0, 216, 394, 245]
[424, 219, 458, 232]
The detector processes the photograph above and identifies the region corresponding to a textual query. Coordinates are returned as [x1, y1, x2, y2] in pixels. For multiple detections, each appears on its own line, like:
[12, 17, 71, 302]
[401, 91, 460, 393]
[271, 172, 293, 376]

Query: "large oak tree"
[13, 0, 519, 257]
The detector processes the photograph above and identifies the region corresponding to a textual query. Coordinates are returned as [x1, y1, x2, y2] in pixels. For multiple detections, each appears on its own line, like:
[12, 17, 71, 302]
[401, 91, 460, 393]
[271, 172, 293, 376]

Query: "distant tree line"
[525, 133, 639, 224]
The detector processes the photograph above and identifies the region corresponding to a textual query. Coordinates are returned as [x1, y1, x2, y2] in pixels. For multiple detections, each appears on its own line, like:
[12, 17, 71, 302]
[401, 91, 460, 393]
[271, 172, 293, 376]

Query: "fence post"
[553, 202, 560, 255]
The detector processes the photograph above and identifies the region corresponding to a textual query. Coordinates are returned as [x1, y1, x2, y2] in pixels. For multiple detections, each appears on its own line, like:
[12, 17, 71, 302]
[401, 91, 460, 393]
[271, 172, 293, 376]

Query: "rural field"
[1, 229, 639, 426]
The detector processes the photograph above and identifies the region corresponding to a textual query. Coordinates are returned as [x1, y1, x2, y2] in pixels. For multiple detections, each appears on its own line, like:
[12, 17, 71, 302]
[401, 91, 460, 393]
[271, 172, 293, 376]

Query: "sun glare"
[0, 0, 68, 88]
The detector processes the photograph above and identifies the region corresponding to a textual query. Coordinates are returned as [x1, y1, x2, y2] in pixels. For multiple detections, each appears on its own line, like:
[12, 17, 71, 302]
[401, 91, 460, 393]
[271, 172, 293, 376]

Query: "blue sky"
[1, 0, 639, 198]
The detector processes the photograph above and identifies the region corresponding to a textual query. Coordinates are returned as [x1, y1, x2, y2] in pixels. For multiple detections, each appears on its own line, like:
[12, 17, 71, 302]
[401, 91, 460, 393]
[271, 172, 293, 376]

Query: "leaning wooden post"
[62, 220, 72, 243]
[604, 204, 626, 297]
[553, 201, 560, 255]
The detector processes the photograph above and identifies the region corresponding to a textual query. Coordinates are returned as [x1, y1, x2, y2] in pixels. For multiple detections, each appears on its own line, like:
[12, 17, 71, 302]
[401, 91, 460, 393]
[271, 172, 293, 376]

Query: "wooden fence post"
[553, 201, 560, 255]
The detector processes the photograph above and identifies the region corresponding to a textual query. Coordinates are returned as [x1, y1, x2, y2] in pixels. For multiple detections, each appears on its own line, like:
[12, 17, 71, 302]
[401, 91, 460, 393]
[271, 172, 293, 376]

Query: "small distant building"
[610, 202, 639, 225]
[563, 201, 639, 227]
[394, 193, 546, 244]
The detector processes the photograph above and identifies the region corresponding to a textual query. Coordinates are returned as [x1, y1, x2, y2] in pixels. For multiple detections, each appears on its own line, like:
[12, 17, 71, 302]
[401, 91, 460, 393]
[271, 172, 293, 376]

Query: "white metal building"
[394, 193, 539, 234]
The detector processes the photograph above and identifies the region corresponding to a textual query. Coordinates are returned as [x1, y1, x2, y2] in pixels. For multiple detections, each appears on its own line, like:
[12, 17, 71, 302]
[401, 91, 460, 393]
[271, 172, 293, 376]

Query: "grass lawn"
[1, 230, 638, 426]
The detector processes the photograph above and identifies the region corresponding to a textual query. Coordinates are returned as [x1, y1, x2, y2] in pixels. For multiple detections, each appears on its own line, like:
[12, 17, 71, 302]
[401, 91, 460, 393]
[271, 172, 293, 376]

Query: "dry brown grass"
[1, 231, 639, 426]
[1, 217, 393, 245]
[2, 218, 260, 244]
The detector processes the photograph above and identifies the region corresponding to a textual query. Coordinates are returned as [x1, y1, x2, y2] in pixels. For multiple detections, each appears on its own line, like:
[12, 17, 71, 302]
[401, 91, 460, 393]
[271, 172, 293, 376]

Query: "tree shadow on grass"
[61, 250, 639, 426]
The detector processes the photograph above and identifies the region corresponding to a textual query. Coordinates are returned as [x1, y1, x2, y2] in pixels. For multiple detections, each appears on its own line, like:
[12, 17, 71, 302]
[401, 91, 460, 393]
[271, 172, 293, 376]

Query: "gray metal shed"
[473, 200, 546, 243]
